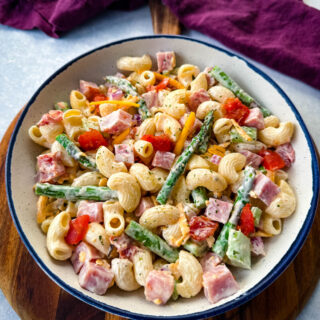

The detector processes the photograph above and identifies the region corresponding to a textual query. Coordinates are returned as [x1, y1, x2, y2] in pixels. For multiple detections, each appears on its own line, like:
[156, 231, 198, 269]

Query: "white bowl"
[6, 35, 320, 319]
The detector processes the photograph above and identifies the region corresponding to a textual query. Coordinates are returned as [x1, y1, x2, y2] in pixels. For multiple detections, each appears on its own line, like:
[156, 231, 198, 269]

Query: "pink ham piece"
[205, 198, 233, 224]
[210, 154, 222, 165]
[156, 51, 176, 73]
[37, 110, 63, 127]
[253, 173, 280, 206]
[200, 252, 222, 273]
[188, 89, 211, 112]
[276, 143, 295, 168]
[114, 144, 135, 164]
[71, 241, 103, 274]
[145, 270, 174, 305]
[77, 201, 104, 223]
[142, 90, 160, 109]
[135, 197, 155, 217]
[79, 80, 99, 100]
[203, 264, 239, 304]
[37, 152, 66, 183]
[250, 237, 266, 256]
[203, 67, 216, 87]
[179, 114, 202, 137]
[243, 108, 265, 130]
[99, 109, 132, 135]
[239, 150, 263, 168]
[110, 234, 138, 260]
[152, 151, 176, 170]
[78, 261, 114, 295]
[107, 87, 124, 101]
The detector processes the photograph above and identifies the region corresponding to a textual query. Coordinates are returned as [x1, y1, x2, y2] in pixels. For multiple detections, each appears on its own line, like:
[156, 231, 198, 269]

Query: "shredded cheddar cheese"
[153, 72, 185, 89]
[89, 100, 140, 107]
[231, 119, 253, 141]
[112, 127, 131, 145]
[173, 112, 196, 155]
[207, 144, 226, 157]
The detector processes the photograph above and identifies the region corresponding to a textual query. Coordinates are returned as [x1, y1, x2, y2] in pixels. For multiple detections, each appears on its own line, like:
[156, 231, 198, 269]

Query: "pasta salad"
[30, 51, 296, 305]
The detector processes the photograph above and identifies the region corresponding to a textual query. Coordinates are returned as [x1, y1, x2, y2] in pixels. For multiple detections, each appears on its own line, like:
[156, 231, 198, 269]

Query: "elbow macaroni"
[208, 85, 235, 103]
[178, 64, 200, 88]
[218, 153, 246, 184]
[132, 249, 153, 286]
[154, 112, 182, 142]
[160, 89, 187, 119]
[103, 201, 125, 237]
[258, 122, 294, 147]
[116, 55, 152, 72]
[84, 222, 110, 255]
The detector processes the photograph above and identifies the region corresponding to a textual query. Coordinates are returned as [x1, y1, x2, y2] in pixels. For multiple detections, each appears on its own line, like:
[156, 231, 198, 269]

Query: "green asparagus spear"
[138, 99, 151, 120]
[125, 221, 179, 263]
[210, 66, 272, 117]
[212, 166, 256, 258]
[156, 111, 214, 205]
[35, 183, 118, 201]
[197, 115, 214, 154]
[54, 101, 70, 112]
[104, 76, 138, 97]
[56, 134, 96, 170]
[191, 187, 208, 209]
[183, 239, 208, 257]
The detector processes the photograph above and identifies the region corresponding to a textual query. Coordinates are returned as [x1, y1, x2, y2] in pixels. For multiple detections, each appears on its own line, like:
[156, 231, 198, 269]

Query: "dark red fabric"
[163, 0, 320, 89]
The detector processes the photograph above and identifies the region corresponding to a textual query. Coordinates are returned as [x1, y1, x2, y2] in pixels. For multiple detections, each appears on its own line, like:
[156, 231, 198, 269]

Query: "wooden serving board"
[1, 2, 320, 320]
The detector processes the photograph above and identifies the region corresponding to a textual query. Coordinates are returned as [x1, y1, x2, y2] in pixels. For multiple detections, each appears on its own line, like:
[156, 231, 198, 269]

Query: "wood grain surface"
[1, 2, 320, 320]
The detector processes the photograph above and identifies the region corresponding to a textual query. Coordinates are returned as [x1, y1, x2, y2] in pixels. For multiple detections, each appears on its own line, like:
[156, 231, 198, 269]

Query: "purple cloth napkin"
[164, 0, 320, 89]
[0, 0, 144, 38]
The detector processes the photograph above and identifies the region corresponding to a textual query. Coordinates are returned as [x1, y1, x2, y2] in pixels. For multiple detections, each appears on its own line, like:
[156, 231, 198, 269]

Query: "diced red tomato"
[86, 87, 101, 101]
[189, 216, 219, 241]
[147, 77, 170, 92]
[65, 215, 90, 245]
[259, 149, 285, 171]
[237, 204, 255, 236]
[78, 129, 108, 151]
[223, 98, 250, 125]
[141, 134, 173, 152]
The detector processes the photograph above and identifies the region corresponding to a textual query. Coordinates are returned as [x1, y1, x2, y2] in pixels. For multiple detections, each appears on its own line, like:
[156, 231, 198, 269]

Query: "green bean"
[191, 187, 208, 209]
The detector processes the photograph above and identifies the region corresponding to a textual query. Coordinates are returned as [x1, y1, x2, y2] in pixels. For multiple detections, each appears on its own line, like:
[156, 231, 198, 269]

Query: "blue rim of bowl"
[5, 35, 320, 320]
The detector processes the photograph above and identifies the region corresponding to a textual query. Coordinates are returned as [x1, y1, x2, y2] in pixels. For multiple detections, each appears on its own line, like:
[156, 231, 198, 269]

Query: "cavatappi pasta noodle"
[31, 51, 296, 305]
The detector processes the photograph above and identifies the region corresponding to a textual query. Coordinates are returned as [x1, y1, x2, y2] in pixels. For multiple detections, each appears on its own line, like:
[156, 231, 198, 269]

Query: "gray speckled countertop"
[0, 4, 319, 320]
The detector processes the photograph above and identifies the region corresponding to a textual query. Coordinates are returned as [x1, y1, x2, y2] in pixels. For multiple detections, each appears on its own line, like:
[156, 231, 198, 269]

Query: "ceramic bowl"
[6, 35, 319, 319]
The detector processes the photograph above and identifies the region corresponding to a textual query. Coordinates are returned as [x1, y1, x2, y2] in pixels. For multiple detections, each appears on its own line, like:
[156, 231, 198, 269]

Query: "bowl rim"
[5, 34, 320, 319]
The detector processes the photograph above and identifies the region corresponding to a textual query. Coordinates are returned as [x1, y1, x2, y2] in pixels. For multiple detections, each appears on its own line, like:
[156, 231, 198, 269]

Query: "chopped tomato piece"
[65, 215, 90, 245]
[86, 88, 101, 101]
[189, 216, 219, 241]
[223, 98, 250, 125]
[147, 77, 170, 92]
[141, 134, 173, 152]
[259, 149, 285, 171]
[78, 129, 108, 151]
[237, 204, 255, 236]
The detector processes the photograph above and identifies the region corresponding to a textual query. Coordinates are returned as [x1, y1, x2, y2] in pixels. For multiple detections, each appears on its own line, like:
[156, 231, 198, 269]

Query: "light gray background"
[0, 3, 319, 320]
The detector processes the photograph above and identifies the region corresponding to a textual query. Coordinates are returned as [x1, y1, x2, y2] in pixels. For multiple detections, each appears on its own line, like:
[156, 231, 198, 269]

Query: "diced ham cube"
[239, 150, 263, 168]
[142, 90, 160, 109]
[110, 234, 138, 260]
[37, 110, 63, 127]
[203, 264, 239, 304]
[135, 197, 155, 217]
[78, 261, 114, 295]
[200, 252, 222, 273]
[179, 114, 202, 137]
[99, 109, 132, 135]
[243, 108, 265, 130]
[71, 241, 103, 274]
[114, 144, 135, 164]
[203, 67, 216, 87]
[156, 51, 176, 73]
[276, 143, 295, 168]
[107, 87, 124, 101]
[77, 201, 104, 223]
[152, 151, 176, 170]
[205, 198, 233, 224]
[145, 270, 174, 305]
[37, 152, 66, 183]
[188, 89, 211, 112]
[250, 237, 266, 256]
[79, 80, 99, 100]
[252, 173, 280, 206]
[210, 154, 222, 165]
